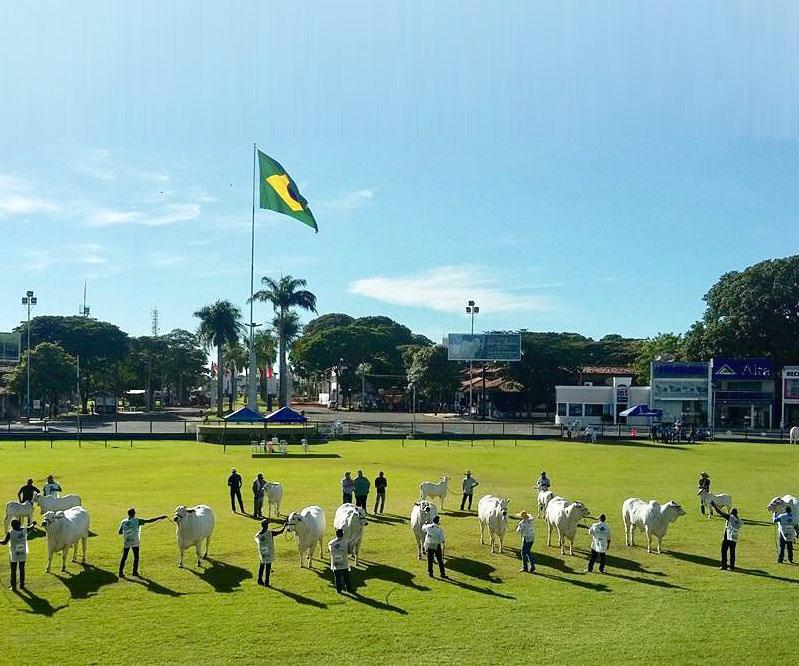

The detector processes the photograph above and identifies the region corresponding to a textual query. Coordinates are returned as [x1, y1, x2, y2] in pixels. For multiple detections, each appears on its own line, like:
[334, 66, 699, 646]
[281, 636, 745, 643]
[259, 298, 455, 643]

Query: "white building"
[555, 377, 651, 426]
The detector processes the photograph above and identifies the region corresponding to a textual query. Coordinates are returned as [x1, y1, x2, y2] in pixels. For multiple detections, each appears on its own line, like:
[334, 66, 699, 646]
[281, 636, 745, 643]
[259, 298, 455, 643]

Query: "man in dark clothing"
[227, 468, 244, 513]
[353, 471, 370, 511]
[374, 471, 387, 514]
[18, 479, 40, 504]
[252, 473, 267, 518]
[698, 473, 710, 514]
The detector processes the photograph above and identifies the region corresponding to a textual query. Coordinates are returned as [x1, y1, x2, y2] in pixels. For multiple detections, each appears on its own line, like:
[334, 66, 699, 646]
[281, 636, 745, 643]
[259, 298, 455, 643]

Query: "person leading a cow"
[461, 471, 479, 511]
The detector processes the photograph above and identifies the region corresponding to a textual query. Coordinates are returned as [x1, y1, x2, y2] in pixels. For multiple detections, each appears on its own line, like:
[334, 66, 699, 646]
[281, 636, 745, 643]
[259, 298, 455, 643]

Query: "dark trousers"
[521, 540, 535, 571]
[343, 492, 352, 504]
[461, 493, 473, 511]
[427, 546, 445, 576]
[587, 549, 606, 572]
[778, 536, 795, 563]
[254, 495, 264, 517]
[230, 488, 244, 512]
[333, 569, 353, 593]
[10, 561, 25, 588]
[119, 547, 140, 576]
[374, 492, 385, 514]
[721, 538, 737, 570]
[700, 501, 705, 515]
[258, 562, 272, 585]
[355, 495, 368, 510]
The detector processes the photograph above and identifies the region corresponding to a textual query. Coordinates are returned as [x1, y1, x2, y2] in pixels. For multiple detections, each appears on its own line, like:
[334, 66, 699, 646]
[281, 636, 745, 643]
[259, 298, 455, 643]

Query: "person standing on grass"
[515, 511, 536, 573]
[1, 519, 35, 591]
[254, 518, 287, 587]
[118, 508, 168, 579]
[374, 471, 387, 514]
[252, 473, 267, 518]
[341, 471, 354, 504]
[460, 471, 479, 511]
[773, 505, 797, 564]
[422, 515, 447, 578]
[353, 470, 370, 511]
[535, 471, 550, 492]
[698, 472, 711, 515]
[18, 479, 40, 508]
[585, 514, 611, 574]
[711, 501, 741, 571]
[43, 475, 62, 497]
[328, 528, 354, 594]
[228, 468, 244, 513]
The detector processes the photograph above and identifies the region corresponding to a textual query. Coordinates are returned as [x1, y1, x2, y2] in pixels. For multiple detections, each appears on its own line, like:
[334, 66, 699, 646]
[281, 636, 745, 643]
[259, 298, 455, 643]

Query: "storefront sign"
[652, 380, 709, 400]
[652, 362, 708, 378]
[784, 366, 799, 401]
[712, 358, 773, 378]
[616, 386, 629, 404]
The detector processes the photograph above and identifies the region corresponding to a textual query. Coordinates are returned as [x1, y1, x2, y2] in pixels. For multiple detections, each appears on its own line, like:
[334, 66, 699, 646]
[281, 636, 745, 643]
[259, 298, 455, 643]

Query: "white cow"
[410, 500, 439, 559]
[4, 500, 34, 531]
[537, 490, 555, 518]
[767, 495, 799, 516]
[419, 476, 451, 509]
[265, 482, 283, 517]
[33, 492, 81, 515]
[477, 495, 510, 553]
[622, 498, 685, 554]
[173, 505, 214, 568]
[545, 496, 590, 555]
[334, 503, 368, 567]
[42, 506, 89, 573]
[789, 426, 799, 445]
[697, 488, 732, 518]
[286, 505, 326, 567]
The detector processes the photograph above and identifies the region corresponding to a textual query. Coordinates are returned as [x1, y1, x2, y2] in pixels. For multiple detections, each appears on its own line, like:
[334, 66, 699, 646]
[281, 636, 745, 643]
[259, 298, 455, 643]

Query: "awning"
[619, 404, 663, 417]
[264, 406, 307, 423]
[223, 406, 265, 422]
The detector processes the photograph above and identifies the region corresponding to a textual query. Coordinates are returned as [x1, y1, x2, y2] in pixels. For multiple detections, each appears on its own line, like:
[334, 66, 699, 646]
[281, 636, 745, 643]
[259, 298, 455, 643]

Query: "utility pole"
[465, 300, 479, 418]
[21, 290, 37, 420]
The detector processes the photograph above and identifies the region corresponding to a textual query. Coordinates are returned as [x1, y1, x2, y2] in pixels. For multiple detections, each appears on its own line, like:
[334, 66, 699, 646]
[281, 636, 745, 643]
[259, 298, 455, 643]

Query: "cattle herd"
[3, 474, 799, 583]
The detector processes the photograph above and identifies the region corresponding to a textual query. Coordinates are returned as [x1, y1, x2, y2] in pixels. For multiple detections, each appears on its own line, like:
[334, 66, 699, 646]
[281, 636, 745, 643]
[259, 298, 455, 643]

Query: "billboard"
[447, 333, 521, 362]
[783, 366, 799, 401]
[712, 358, 773, 378]
[0, 332, 21, 365]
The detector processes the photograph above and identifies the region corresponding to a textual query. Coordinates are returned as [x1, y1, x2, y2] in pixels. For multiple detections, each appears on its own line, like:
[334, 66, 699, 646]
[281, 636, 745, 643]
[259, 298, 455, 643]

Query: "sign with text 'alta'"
[447, 334, 522, 362]
[712, 358, 773, 378]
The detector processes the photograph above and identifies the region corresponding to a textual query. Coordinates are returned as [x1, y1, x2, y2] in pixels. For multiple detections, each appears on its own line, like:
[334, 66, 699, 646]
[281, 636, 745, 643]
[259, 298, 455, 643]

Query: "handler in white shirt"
[586, 514, 611, 573]
[711, 501, 741, 571]
[422, 515, 447, 578]
[1, 518, 35, 591]
[328, 529, 354, 594]
[254, 518, 287, 587]
[43, 475, 62, 497]
[515, 511, 536, 573]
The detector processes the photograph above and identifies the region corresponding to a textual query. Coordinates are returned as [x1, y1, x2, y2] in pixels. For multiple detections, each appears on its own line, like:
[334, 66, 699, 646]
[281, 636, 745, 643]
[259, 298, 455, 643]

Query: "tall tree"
[9, 343, 76, 417]
[251, 276, 317, 406]
[253, 329, 277, 402]
[407, 345, 461, 406]
[633, 333, 685, 383]
[194, 300, 242, 417]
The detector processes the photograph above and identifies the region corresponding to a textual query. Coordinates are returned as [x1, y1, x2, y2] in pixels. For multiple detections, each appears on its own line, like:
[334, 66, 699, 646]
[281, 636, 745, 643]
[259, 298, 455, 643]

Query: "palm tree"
[251, 276, 317, 406]
[222, 337, 248, 411]
[194, 300, 242, 417]
[253, 329, 277, 403]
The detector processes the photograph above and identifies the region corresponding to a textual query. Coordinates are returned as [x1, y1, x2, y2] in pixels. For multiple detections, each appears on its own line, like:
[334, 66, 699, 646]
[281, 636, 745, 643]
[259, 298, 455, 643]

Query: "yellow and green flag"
[258, 150, 317, 232]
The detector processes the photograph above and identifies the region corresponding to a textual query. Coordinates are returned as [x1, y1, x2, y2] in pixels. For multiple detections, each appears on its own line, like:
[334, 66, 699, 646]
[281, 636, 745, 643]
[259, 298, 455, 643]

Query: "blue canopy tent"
[223, 406, 265, 422]
[264, 406, 307, 424]
[619, 404, 663, 418]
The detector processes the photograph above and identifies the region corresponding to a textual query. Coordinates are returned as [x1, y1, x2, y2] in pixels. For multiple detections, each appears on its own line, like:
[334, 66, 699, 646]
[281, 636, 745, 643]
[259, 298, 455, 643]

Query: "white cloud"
[85, 202, 201, 227]
[19, 242, 107, 270]
[349, 265, 552, 314]
[145, 250, 185, 267]
[0, 175, 59, 217]
[321, 189, 373, 212]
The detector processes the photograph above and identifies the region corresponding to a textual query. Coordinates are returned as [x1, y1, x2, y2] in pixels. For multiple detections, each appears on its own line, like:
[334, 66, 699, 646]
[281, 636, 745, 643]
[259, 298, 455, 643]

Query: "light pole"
[465, 300, 479, 418]
[21, 290, 37, 420]
[408, 382, 417, 434]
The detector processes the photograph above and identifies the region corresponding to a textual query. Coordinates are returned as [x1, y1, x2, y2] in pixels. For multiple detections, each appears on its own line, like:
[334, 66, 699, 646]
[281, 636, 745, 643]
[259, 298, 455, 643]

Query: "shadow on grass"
[367, 513, 406, 525]
[445, 557, 502, 583]
[272, 586, 328, 609]
[441, 575, 515, 599]
[597, 440, 687, 451]
[312, 568, 407, 614]
[252, 453, 341, 459]
[534, 551, 584, 573]
[55, 563, 117, 599]
[535, 571, 610, 592]
[606, 572, 686, 589]
[352, 562, 430, 591]
[14, 588, 67, 616]
[444, 510, 474, 518]
[130, 576, 186, 597]
[25, 527, 46, 542]
[186, 557, 251, 592]
[670, 550, 799, 584]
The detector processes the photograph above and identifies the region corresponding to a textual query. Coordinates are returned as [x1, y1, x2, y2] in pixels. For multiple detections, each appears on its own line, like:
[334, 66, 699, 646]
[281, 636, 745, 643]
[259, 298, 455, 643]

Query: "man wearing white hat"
[515, 511, 536, 573]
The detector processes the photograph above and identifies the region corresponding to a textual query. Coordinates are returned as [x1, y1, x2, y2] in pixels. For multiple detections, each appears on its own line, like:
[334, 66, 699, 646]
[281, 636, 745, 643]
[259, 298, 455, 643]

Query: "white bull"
[697, 488, 732, 518]
[286, 505, 326, 567]
[4, 500, 34, 531]
[334, 503, 368, 567]
[42, 506, 89, 573]
[33, 492, 81, 515]
[173, 505, 214, 567]
[789, 426, 799, 445]
[410, 501, 439, 559]
[537, 490, 554, 518]
[265, 482, 283, 517]
[545, 496, 590, 555]
[419, 477, 451, 509]
[477, 495, 510, 553]
[622, 497, 685, 554]
[767, 495, 799, 516]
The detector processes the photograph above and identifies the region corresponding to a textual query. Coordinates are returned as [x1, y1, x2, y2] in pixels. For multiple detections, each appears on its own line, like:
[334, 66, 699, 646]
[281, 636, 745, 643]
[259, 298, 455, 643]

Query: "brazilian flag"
[258, 150, 318, 232]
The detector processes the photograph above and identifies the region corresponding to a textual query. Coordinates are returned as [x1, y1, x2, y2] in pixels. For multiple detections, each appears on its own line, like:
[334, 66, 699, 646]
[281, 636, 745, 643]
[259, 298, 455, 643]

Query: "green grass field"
[2, 438, 796, 665]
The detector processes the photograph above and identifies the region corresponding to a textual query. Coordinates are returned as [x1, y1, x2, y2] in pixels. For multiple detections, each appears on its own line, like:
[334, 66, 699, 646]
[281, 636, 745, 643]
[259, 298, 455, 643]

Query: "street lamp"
[21, 290, 37, 420]
[465, 300, 479, 418]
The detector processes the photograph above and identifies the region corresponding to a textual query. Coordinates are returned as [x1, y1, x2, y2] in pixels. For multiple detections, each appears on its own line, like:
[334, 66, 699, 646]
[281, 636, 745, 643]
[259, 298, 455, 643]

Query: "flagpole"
[247, 143, 259, 412]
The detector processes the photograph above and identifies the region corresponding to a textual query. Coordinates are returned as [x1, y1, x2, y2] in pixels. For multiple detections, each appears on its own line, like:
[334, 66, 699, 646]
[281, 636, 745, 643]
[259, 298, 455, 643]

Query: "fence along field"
[1, 438, 797, 664]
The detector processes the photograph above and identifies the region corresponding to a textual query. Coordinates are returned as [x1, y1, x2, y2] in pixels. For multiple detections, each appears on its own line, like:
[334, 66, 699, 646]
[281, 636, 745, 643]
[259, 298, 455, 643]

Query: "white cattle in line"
[173, 505, 214, 567]
[265, 482, 283, 517]
[4, 500, 34, 531]
[286, 505, 326, 567]
[545, 496, 590, 555]
[789, 426, 799, 445]
[334, 503, 368, 567]
[419, 477, 451, 509]
[767, 495, 799, 517]
[537, 490, 555, 517]
[622, 498, 685, 554]
[477, 495, 510, 553]
[42, 506, 90, 573]
[697, 488, 732, 518]
[33, 492, 81, 515]
[410, 501, 439, 559]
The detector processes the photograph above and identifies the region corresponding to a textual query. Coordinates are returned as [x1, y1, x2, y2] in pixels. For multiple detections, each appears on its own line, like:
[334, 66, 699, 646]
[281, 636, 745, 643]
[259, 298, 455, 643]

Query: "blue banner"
[712, 358, 773, 378]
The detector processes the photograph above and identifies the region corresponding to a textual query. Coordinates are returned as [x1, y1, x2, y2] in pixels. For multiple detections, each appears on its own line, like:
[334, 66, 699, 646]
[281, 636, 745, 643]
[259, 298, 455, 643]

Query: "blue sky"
[2, 1, 798, 343]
